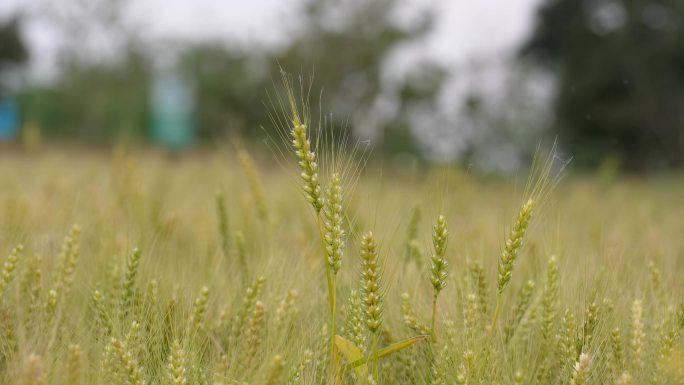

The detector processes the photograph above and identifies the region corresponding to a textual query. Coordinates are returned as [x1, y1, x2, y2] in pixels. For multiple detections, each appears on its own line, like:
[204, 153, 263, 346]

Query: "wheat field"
[0, 142, 682, 385]
[0, 91, 683, 385]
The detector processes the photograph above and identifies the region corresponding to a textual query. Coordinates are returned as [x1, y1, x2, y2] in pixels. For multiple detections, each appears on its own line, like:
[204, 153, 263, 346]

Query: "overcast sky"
[0, 0, 542, 80]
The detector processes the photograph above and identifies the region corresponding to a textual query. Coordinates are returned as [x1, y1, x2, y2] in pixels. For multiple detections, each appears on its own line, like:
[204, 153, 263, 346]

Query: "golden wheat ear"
[490, 145, 567, 335]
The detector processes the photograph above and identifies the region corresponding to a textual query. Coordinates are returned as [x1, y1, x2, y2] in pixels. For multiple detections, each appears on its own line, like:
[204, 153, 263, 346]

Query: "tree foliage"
[522, 0, 684, 170]
[17, 0, 446, 156]
[0, 17, 28, 93]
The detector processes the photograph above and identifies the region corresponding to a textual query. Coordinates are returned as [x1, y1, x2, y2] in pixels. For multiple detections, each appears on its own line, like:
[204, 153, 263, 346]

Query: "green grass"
[0, 145, 683, 385]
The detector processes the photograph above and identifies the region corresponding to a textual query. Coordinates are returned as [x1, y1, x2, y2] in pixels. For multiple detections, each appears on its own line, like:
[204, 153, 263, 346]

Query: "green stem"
[372, 333, 379, 383]
[426, 292, 438, 385]
[315, 214, 337, 378]
[477, 293, 503, 380]
[471, 294, 502, 381]
[489, 295, 502, 341]
[431, 293, 438, 338]
[331, 273, 338, 376]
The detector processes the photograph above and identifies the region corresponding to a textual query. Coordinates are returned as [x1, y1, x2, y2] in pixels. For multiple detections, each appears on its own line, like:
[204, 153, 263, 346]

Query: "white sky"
[0, 0, 542, 81]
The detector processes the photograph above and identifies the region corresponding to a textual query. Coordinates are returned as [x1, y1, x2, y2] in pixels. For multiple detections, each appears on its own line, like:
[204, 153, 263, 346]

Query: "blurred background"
[0, 0, 683, 172]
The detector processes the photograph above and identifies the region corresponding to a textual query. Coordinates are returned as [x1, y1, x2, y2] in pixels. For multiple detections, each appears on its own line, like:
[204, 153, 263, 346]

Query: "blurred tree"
[522, 0, 684, 170]
[18, 0, 447, 154]
[0, 17, 28, 93]
[19, 0, 150, 142]
[275, 0, 444, 155]
[182, 0, 446, 156]
[180, 45, 269, 140]
[19, 53, 150, 142]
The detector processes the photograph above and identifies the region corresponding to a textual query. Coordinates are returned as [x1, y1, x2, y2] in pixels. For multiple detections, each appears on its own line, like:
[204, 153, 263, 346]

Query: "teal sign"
[151, 71, 194, 149]
[0, 99, 18, 140]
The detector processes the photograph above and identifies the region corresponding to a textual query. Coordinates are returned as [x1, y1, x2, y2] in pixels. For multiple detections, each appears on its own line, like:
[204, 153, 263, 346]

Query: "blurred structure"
[150, 69, 194, 150]
[0, 17, 27, 142]
[0, 99, 18, 140]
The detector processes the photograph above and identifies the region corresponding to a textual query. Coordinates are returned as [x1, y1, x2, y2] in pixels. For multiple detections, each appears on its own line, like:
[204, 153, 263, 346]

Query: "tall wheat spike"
[430, 215, 448, 335]
[0, 245, 22, 299]
[120, 248, 142, 320]
[166, 339, 187, 385]
[360, 231, 382, 381]
[630, 299, 644, 370]
[541, 255, 558, 341]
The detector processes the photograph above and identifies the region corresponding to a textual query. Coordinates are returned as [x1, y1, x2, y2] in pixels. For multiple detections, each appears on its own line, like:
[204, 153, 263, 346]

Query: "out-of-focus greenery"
[8, 0, 684, 170]
[19, 54, 150, 142]
[0, 17, 28, 93]
[522, 0, 684, 170]
[14, 0, 446, 157]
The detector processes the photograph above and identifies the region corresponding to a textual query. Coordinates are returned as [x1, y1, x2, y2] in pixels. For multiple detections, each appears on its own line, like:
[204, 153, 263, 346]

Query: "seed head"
[430, 215, 448, 295]
[290, 122, 324, 212]
[0, 245, 23, 299]
[324, 173, 345, 274]
[497, 199, 534, 294]
[360, 232, 382, 333]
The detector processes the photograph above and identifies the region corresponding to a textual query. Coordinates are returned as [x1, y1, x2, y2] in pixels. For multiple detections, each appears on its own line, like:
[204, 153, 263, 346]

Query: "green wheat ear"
[659, 302, 684, 361]
[559, 308, 577, 370]
[232, 275, 265, 343]
[275, 289, 299, 332]
[92, 289, 114, 336]
[497, 199, 534, 294]
[469, 261, 489, 318]
[581, 301, 599, 349]
[344, 290, 366, 352]
[52, 225, 81, 298]
[430, 215, 449, 295]
[360, 231, 382, 334]
[215, 191, 230, 257]
[630, 299, 645, 370]
[323, 172, 345, 274]
[360, 231, 382, 381]
[609, 327, 625, 375]
[430, 214, 448, 337]
[120, 248, 142, 320]
[401, 293, 430, 336]
[188, 286, 210, 334]
[541, 255, 559, 341]
[288, 92, 323, 212]
[0, 244, 23, 299]
[166, 339, 187, 385]
[505, 279, 535, 342]
[104, 337, 146, 385]
[240, 300, 266, 374]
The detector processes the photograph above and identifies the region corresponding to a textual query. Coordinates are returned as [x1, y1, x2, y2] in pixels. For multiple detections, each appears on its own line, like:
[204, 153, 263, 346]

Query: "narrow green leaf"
[341, 335, 428, 373]
[334, 335, 368, 378]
